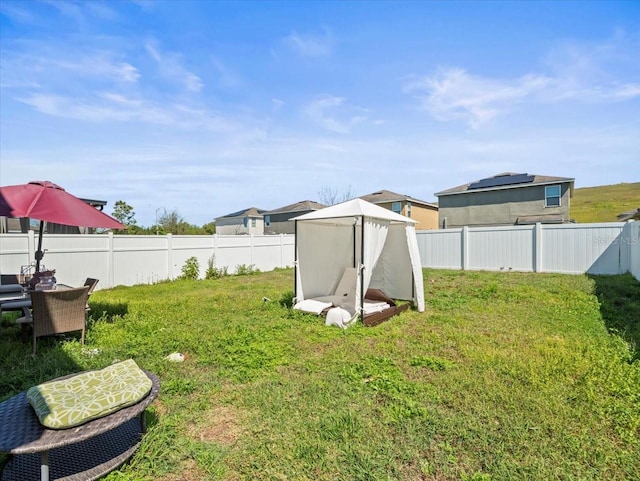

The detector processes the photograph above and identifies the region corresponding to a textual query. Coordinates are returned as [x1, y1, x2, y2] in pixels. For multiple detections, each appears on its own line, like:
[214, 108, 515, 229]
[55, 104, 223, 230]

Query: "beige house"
[435, 172, 574, 228]
[359, 190, 439, 230]
[215, 207, 267, 235]
[263, 200, 326, 235]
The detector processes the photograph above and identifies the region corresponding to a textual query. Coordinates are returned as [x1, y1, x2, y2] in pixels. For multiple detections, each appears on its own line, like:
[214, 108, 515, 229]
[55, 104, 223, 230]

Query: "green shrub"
[205, 255, 228, 279]
[235, 264, 260, 276]
[279, 290, 295, 308]
[179, 256, 199, 280]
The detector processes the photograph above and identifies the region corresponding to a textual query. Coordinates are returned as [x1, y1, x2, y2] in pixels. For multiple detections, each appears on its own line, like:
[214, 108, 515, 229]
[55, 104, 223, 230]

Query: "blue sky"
[1, 1, 638, 227]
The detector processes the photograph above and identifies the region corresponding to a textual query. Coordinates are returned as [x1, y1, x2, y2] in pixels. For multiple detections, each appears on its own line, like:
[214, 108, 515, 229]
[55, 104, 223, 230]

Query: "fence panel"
[540, 223, 626, 274]
[0, 233, 32, 275]
[251, 235, 293, 272]
[214, 235, 253, 274]
[112, 235, 171, 286]
[415, 229, 462, 269]
[468, 225, 534, 272]
[42, 234, 113, 288]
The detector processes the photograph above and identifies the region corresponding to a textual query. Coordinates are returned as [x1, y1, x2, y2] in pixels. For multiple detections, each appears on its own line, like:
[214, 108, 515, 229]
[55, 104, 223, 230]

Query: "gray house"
[215, 207, 267, 235]
[435, 172, 575, 228]
[263, 200, 326, 235]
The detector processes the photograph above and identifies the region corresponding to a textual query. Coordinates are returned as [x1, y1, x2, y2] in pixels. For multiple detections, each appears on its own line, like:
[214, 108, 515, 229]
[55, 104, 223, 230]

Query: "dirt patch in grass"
[156, 459, 209, 481]
[188, 405, 244, 445]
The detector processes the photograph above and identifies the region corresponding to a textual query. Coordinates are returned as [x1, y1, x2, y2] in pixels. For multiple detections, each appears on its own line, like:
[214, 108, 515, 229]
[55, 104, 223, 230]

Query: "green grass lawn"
[571, 182, 640, 223]
[1, 269, 639, 480]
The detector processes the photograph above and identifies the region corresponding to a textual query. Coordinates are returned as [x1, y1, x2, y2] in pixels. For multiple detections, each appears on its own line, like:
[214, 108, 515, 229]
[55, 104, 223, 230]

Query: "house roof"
[263, 200, 326, 215]
[359, 190, 438, 209]
[516, 214, 565, 225]
[435, 172, 575, 197]
[617, 207, 640, 222]
[217, 207, 267, 220]
[80, 198, 107, 210]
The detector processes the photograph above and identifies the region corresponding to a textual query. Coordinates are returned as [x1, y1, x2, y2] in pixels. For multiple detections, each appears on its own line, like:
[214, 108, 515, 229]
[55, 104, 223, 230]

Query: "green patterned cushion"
[27, 359, 152, 429]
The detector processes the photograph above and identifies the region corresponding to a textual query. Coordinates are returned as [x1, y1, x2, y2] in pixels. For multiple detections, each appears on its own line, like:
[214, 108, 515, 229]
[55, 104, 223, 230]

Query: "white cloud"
[405, 33, 640, 128]
[283, 30, 333, 57]
[271, 98, 284, 113]
[210, 56, 242, 89]
[304, 95, 368, 134]
[17, 93, 156, 123]
[59, 55, 140, 83]
[1, 49, 140, 86]
[145, 42, 203, 92]
[14, 92, 244, 131]
[0, 2, 41, 25]
[404, 68, 551, 129]
[610, 83, 640, 99]
[43, 0, 118, 23]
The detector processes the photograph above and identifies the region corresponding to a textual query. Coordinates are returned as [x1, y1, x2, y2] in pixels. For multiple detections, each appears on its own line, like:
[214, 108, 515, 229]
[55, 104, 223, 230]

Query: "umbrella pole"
[35, 220, 45, 272]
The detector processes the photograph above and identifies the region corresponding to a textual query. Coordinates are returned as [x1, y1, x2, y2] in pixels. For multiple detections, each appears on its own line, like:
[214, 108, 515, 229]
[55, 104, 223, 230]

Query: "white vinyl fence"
[416, 221, 639, 278]
[0, 232, 295, 290]
[1, 222, 638, 289]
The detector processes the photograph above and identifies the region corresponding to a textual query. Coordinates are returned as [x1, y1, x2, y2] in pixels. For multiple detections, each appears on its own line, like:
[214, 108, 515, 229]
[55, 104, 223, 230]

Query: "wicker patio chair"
[29, 286, 90, 356]
[83, 277, 99, 294]
[83, 277, 99, 313]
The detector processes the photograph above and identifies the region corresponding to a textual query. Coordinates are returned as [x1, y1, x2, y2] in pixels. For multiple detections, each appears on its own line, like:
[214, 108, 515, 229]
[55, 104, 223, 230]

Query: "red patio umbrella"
[0, 181, 126, 271]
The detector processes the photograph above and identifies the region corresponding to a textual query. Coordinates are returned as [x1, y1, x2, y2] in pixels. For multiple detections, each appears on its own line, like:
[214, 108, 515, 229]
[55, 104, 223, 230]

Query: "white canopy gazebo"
[292, 199, 425, 327]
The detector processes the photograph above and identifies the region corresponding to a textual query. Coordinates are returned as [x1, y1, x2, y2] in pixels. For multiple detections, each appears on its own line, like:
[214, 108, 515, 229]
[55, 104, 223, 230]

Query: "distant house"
[0, 198, 108, 234]
[358, 190, 439, 230]
[617, 208, 640, 222]
[215, 207, 267, 235]
[434, 172, 575, 228]
[263, 200, 326, 235]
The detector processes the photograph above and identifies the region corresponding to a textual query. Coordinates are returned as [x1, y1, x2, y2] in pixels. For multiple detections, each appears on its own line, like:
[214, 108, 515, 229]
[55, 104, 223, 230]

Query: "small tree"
[112, 200, 138, 233]
[202, 221, 216, 235]
[318, 185, 355, 205]
[158, 208, 185, 234]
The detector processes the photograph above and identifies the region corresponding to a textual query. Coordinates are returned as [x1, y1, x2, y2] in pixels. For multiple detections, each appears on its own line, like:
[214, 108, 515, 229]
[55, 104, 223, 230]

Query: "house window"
[251, 218, 256, 228]
[243, 217, 248, 227]
[545, 185, 561, 207]
[406, 202, 412, 218]
[264, 215, 270, 227]
[392, 202, 402, 214]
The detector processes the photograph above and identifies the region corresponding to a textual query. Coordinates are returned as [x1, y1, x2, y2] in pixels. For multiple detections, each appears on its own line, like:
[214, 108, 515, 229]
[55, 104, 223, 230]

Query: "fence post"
[620, 221, 632, 274]
[108, 232, 114, 288]
[213, 233, 218, 266]
[280, 234, 284, 268]
[630, 222, 640, 280]
[28, 229, 35, 264]
[167, 234, 173, 279]
[534, 223, 543, 272]
[250, 234, 254, 265]
[461, 226, 469, 270]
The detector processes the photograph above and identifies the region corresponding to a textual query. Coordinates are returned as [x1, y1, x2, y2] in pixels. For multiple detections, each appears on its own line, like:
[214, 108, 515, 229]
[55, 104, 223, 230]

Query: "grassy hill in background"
[571, 182, 640, 223]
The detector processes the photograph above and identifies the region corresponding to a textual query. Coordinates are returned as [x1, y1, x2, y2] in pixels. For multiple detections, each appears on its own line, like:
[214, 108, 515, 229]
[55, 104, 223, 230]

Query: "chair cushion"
[26, 359, 152, 429]
[293, 298, 333, 315]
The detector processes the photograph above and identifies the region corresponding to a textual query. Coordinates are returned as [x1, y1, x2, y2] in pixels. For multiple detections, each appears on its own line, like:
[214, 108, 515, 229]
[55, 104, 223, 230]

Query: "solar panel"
[468, 173, 534, 190]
